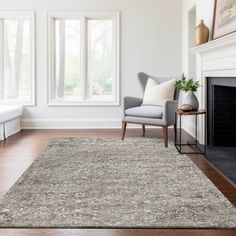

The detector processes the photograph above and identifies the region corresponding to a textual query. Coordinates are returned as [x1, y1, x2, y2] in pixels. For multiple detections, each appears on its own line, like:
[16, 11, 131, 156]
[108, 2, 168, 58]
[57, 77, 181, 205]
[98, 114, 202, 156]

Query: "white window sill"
[48, 100, 120, 107]
[0, 100, 35, 106]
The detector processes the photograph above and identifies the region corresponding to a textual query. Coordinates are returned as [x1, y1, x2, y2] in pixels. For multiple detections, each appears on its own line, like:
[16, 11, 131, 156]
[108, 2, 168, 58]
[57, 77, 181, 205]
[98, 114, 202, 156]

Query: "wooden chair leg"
[142, 124, 145, 137]
[163, 126, 168, 147]
[121, 121, 127, 140]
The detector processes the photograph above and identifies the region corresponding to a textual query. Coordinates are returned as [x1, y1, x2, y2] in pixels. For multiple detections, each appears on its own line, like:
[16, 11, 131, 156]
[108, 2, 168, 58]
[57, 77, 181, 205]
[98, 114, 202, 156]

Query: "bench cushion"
[0, 106, 23, 123]
[125, 105, 162, 118]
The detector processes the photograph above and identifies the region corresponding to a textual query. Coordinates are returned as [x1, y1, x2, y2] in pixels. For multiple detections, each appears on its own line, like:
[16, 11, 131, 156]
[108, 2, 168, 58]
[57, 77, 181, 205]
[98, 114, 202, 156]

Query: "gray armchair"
[121, 72, 179, 147]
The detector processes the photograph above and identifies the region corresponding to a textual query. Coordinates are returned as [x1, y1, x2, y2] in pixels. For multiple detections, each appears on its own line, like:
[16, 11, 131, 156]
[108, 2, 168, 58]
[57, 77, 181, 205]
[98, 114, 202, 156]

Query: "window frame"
[48, 10, 120, 106]
[0, 11, 35, 106]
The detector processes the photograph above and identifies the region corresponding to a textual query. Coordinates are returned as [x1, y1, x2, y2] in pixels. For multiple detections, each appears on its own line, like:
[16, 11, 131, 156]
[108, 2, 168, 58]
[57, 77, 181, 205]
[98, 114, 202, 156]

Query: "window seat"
[0, 106, 23, 141]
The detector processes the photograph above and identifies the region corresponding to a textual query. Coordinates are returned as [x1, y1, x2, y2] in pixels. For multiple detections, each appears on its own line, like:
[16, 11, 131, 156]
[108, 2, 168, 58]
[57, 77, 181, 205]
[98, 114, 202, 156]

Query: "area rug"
[0, 137, 236, 228]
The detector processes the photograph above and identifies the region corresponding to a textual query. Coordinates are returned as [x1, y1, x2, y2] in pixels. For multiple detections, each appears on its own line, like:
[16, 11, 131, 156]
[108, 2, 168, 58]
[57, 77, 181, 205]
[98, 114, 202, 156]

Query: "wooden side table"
[174, 109, 207, 155]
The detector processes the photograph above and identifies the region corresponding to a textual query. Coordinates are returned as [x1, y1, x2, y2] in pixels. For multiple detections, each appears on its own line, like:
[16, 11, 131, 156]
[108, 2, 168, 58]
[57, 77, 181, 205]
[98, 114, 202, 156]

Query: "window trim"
[0, 11, 36, 106]
[47, 10, 120, 106]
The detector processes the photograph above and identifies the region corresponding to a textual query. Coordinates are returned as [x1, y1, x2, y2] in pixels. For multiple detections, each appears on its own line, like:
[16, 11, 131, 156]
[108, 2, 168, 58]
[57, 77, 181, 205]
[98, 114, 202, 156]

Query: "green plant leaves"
[175, 74, 200, 92]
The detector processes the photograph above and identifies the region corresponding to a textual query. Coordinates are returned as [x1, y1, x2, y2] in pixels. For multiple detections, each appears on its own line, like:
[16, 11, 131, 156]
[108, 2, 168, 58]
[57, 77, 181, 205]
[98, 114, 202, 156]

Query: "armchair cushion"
[125, 105, 162, 118]
[142, 78, 176, 106]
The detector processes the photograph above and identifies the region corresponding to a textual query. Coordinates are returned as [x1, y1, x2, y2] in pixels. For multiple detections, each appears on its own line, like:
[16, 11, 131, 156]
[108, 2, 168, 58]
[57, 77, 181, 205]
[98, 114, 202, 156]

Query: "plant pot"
[184, 92, 199, 110]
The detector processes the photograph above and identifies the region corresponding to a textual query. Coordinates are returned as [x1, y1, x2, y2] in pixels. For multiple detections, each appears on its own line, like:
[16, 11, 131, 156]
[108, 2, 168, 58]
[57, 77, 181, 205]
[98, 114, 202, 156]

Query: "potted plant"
[176, 74, 200, 111]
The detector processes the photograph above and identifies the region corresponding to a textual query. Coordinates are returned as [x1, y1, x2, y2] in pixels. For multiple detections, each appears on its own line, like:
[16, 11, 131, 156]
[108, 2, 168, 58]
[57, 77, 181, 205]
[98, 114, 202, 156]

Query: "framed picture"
[212, 0, 236, 39]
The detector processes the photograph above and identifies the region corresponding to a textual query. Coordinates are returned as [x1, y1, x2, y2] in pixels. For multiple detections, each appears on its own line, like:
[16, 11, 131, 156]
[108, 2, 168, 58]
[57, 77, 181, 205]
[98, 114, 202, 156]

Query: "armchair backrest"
[137, 72, 180, 101]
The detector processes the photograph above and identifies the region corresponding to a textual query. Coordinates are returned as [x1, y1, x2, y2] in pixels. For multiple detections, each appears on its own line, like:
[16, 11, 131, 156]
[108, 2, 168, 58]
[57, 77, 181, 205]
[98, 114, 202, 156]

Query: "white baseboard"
[21, 118, 163, 129]
[21, 118, 121, 129]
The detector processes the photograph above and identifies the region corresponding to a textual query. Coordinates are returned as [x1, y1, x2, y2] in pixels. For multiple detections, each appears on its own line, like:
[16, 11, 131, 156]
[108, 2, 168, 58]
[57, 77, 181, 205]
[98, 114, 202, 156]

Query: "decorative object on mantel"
[212, 0, 236, 40]
[195, 19, 209, 45]
[176, 74, 200, 111]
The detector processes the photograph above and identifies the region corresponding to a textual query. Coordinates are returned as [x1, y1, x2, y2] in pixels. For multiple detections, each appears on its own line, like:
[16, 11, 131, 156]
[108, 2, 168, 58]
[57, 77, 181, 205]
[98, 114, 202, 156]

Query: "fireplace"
[190, 33, 236, 184]
[207, 77, 236, 146]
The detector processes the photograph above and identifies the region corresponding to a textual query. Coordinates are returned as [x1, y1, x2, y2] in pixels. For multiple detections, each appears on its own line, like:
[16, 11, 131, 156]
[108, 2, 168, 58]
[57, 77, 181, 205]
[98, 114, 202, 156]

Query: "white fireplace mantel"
[190, 32, 236, 54]
[190, 32, 236, 144]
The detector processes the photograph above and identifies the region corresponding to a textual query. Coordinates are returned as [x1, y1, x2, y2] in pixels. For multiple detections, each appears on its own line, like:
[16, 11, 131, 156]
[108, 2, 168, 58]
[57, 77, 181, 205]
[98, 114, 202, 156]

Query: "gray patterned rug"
[0, 137, 236, 228]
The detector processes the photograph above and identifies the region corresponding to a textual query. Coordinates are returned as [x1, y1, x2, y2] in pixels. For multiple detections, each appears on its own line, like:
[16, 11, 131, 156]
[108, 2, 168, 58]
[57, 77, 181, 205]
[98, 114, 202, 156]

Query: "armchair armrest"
[162, 100, 178, 125]
[123, 96, 143, 115]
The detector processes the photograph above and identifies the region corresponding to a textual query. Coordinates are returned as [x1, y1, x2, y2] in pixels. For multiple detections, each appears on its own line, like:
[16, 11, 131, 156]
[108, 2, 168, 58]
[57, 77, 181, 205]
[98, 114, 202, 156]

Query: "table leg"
[174, 112, 177, 145]
[195, 114, 198, 145]
[204, 112, 207, 155]
[179, 114, 182, 153]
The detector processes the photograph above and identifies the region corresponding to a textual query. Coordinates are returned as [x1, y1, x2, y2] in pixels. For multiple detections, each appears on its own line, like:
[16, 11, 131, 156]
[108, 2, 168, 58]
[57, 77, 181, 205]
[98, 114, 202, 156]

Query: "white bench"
[0, 106, 23, 141]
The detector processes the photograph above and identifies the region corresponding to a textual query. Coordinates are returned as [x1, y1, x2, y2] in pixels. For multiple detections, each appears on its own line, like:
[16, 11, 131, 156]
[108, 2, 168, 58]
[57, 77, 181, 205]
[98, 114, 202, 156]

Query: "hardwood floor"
[0, 129, 235, 236]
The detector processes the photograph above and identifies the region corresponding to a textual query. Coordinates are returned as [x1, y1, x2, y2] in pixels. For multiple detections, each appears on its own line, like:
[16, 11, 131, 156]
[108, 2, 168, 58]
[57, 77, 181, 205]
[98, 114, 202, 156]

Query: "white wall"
[196, 0, 215, 37]
[182, 0, 214, 73]
[182, 0, 196, 76]
[182, 0, 214, 136]
[0, 0, 183, 129]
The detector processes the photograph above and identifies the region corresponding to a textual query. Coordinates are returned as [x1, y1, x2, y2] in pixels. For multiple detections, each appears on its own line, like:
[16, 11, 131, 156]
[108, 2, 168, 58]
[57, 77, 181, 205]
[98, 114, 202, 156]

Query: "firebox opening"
[207, 77, 236, 147]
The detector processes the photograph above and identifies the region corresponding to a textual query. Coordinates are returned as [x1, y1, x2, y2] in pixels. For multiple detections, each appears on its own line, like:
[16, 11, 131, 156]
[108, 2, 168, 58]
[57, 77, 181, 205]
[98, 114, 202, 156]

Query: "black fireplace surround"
[207, 77, 236, 147]
[206, 77, 236, 185]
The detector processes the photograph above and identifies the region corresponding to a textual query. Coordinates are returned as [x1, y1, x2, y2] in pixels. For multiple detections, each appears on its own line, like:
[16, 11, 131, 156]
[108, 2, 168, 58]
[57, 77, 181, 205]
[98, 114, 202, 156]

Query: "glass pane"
[87, 19, 113, 101]
[19, 20, 31, 99]
[55, 19, 81, 100]
[3, 19, 31, 101]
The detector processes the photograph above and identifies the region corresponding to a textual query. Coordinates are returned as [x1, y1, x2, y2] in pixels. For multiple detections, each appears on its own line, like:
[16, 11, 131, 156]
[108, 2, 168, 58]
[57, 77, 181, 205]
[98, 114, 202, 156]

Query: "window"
[0, 11, 35, 105]
[48, 11, 120, 105]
